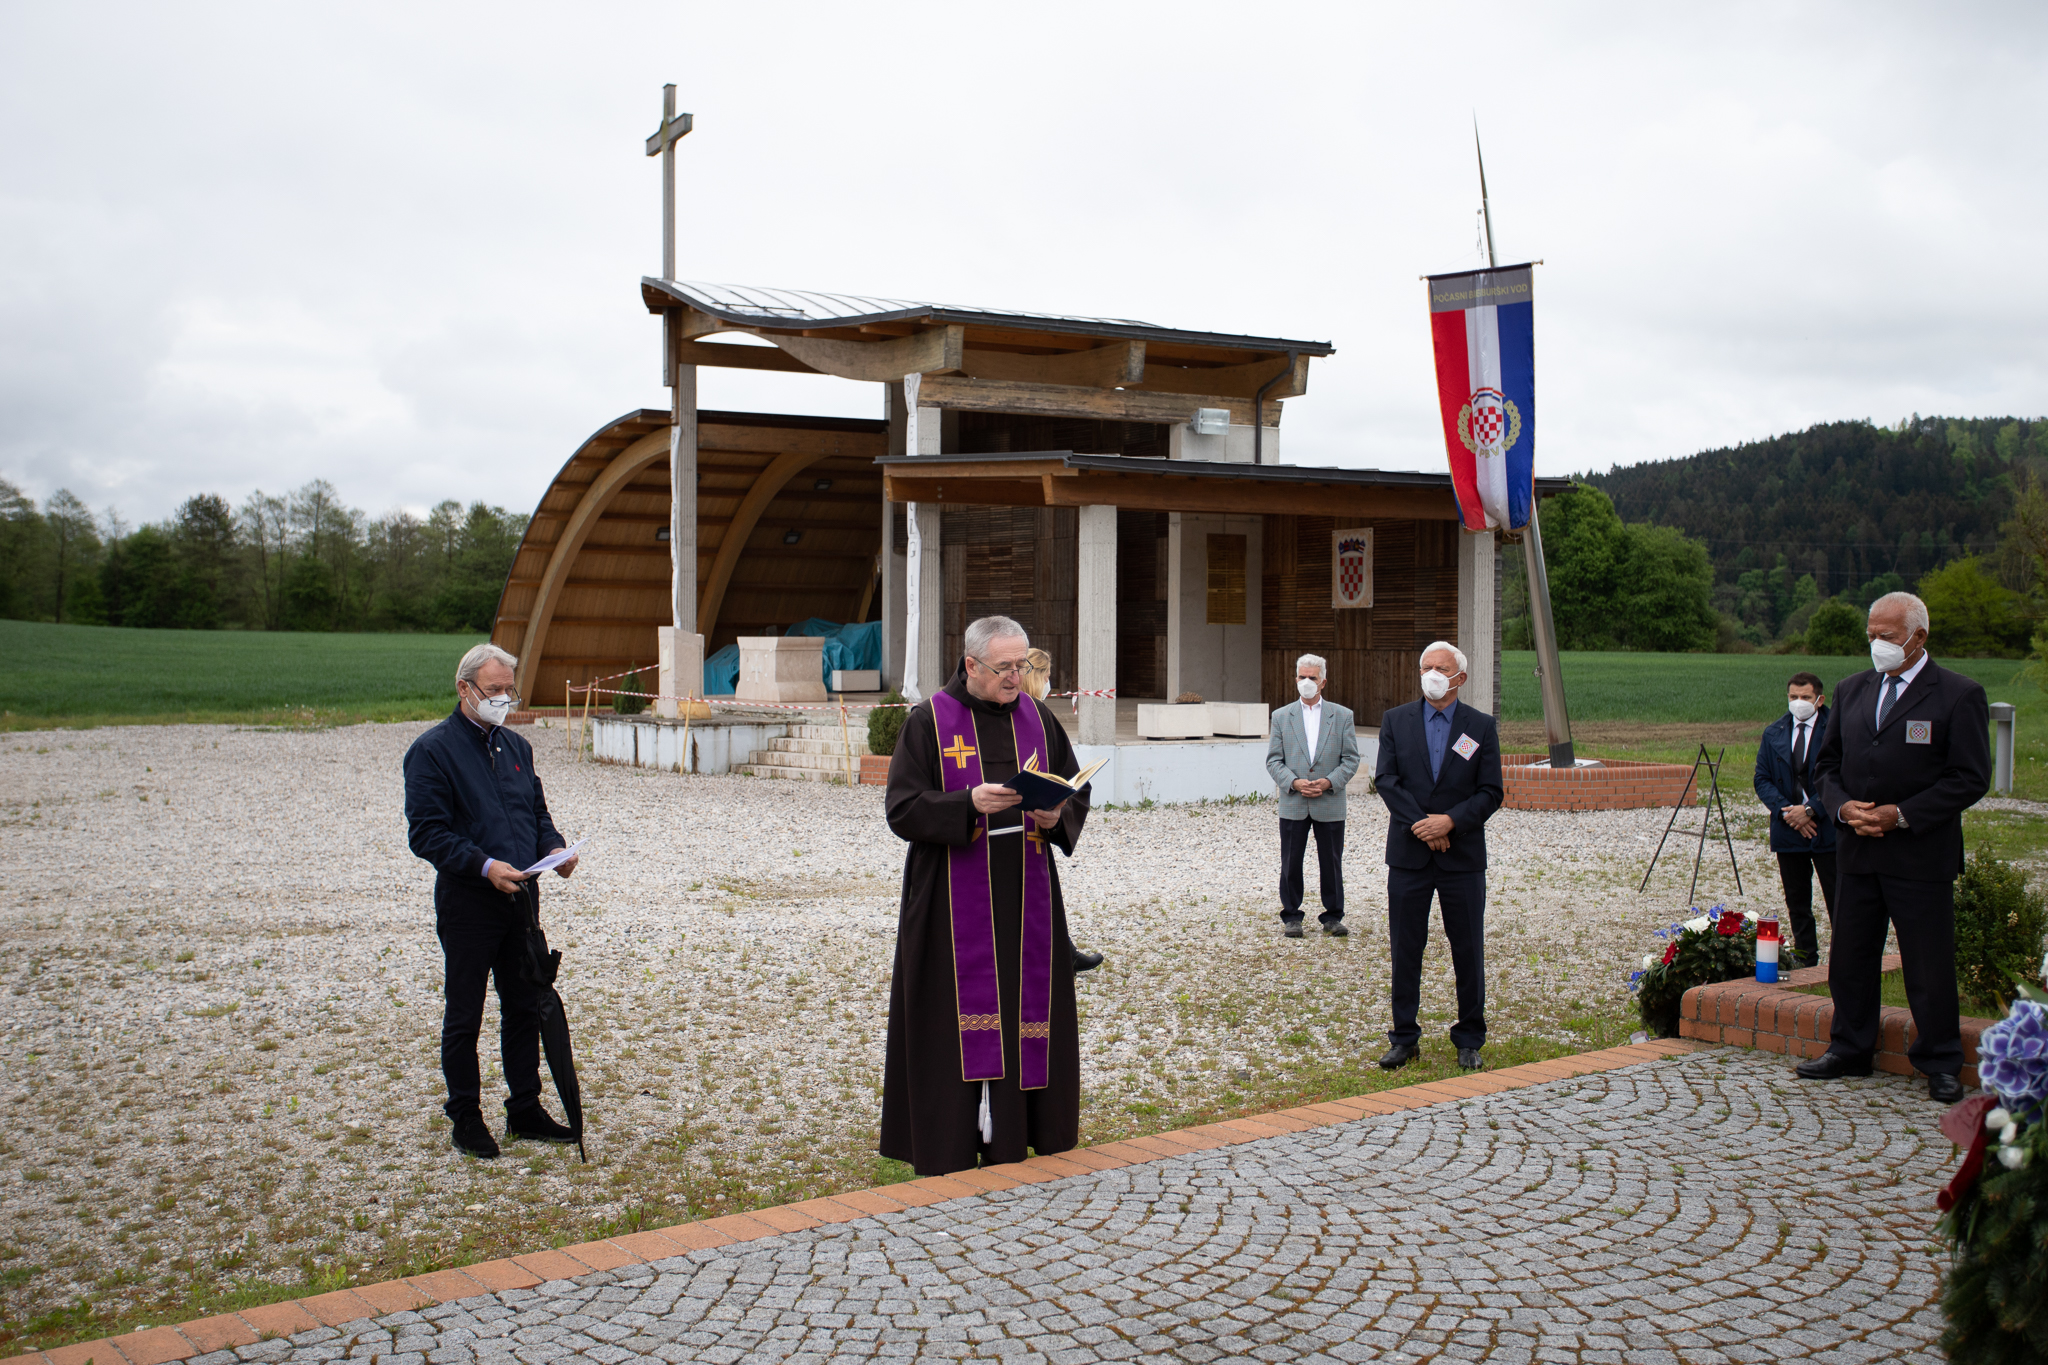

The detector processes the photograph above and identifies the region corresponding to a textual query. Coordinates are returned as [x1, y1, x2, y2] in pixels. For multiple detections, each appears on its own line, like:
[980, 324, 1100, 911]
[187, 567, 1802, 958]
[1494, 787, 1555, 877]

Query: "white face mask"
[470, 689, 516, 727]
[1788, 698, 1817, 722]
[1421, 670, 1455, 702]
[1870, 637, 1909, 674]
[1297, 676, 1320, 701]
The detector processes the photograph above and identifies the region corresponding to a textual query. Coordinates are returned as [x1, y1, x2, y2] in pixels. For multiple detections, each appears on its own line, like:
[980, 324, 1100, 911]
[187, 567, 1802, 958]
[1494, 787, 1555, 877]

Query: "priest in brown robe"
[880, 614, 1091, 1176]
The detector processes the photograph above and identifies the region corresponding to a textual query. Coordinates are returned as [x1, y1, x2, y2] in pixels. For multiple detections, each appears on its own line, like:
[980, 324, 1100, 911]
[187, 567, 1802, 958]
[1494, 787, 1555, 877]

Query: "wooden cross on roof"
[645, 84, 693, 282]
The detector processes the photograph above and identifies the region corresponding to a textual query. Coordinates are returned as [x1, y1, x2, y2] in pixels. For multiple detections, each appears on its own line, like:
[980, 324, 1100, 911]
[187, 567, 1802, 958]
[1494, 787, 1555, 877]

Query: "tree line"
[1504, 415, 2048, 657]
[0, 478, 526, 634]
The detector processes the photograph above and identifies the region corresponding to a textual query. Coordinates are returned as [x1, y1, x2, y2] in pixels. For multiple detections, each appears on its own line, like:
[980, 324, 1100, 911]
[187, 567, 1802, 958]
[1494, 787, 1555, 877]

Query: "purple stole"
[929, 688, 1056, 1090]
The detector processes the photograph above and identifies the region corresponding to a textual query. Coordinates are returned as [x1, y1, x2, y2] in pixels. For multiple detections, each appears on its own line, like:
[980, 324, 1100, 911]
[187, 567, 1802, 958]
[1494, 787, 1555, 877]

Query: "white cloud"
[0, 0, 2044, 523]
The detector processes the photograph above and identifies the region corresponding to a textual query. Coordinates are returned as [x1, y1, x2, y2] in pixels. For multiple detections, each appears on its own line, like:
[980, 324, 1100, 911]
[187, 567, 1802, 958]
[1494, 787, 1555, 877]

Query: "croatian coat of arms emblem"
[1331, 529, 1373, 608]
[1458, 386, 1522, 459]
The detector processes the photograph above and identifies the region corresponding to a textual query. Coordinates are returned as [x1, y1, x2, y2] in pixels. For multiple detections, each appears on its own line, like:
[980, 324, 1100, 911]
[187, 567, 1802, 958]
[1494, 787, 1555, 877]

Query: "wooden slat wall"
[1261, 514, 1459, 724]
[1117, 510, 1167, 699]
[939, 506, 1079, 692]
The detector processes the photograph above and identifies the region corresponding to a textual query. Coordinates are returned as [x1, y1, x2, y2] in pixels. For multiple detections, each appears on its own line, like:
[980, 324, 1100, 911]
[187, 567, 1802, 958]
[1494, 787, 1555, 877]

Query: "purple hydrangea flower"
[1978, 1000, 2048, 1116]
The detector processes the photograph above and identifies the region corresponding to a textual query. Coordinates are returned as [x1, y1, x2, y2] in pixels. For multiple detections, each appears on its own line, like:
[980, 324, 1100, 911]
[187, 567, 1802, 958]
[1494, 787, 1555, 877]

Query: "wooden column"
[1076, 503, 1118, 745]
[1457, 527, 1498, 718]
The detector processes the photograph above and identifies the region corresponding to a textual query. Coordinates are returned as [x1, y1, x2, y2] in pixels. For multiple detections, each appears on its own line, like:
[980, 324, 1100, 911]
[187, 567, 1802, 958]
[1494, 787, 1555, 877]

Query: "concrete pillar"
[1165, 513, 1263, 703]
[655, 627, 702, 718]
[881, 497, 905, 693]
[1457, 528, 1499, 718]
[911, 504, 944, 699]
[1076, 503, 1118, 745]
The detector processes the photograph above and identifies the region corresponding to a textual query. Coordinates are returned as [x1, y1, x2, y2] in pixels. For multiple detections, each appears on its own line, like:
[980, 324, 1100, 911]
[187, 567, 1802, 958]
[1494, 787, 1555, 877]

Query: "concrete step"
[746, 748, 867, 773]
[766, 736, 870, 756]
[788, 722, 874, 743]
[739, 762, 856, 783]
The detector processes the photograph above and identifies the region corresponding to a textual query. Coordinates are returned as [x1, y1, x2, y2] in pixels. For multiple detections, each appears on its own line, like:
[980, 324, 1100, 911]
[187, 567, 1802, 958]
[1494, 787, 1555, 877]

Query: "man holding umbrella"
[404, 643, 583, 1160]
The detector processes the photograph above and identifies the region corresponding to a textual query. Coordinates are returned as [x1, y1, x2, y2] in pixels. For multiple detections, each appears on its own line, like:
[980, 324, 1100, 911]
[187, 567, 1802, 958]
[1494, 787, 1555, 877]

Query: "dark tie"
[1791, 722, 1808, 801]
[1877, 674, 1901, 728]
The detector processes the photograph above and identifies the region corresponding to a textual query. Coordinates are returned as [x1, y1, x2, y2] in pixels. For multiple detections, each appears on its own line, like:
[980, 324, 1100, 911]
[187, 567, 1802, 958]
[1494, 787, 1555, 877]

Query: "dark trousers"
[1278, 817, 1345, 924]
[1387, 865, 1486, 1050]
[1774, 851, 1836, 966]
[1825, 871, 1961, 1077]
[436, 885, 544, 1121]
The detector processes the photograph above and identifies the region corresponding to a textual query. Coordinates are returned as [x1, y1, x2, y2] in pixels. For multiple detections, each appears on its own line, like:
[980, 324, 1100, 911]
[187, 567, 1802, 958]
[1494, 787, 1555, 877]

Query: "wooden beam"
[882, 475, 1052, 508]
[513, 429, 672, 700]
[678, 308, 736, 340]
[912, 375, 1279, 427]
[959, 341, 1145, 389]
[1132, 352, 1310, 400]
[674, 339, 820, 374]
[1039, 473, 1458, 520]
[763, 325, 964, 382]
[697, 425, 889, 457]
[957, 325, 1128, 353]
[697, 449, 835, 641]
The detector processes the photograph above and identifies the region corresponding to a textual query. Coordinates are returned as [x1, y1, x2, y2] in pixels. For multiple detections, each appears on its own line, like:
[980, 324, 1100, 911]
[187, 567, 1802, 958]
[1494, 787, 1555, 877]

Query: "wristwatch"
[1892, 806, 1910, 831]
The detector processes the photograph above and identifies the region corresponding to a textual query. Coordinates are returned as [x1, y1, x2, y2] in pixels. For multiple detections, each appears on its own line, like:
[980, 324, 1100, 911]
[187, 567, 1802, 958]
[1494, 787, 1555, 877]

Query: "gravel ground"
[1, 720, 1792, 1337]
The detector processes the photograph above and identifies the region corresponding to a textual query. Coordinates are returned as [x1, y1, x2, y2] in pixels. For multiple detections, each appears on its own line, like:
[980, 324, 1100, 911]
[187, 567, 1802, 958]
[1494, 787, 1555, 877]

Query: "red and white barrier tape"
[570, 686, 1117, 713]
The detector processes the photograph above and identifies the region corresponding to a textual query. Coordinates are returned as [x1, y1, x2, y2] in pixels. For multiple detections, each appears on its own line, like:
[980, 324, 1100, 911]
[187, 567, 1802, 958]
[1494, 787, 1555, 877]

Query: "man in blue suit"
[1374, 641, 1504, 1071]
[1752, 670, 1835, 968]
[1265, 653, 1362, 939]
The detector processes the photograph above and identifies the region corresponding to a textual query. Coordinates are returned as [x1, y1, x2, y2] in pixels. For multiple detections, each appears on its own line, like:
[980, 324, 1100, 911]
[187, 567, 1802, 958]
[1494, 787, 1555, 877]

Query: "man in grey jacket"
[1265, 653, 1362, 939]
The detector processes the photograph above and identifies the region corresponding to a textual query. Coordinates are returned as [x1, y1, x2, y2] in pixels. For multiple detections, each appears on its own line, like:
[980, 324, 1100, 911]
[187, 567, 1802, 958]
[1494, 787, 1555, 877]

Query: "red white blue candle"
[1755, 914, 1781, 984]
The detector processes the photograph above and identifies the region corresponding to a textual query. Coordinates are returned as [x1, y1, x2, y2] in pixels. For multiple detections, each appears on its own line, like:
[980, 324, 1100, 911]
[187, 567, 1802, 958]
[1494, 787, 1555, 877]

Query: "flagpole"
[1477, 123, 1575, 768]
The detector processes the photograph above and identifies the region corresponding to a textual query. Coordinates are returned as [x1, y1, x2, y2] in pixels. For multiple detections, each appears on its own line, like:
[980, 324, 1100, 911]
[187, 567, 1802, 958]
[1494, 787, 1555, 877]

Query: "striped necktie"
[1876, 674, 1902, 728]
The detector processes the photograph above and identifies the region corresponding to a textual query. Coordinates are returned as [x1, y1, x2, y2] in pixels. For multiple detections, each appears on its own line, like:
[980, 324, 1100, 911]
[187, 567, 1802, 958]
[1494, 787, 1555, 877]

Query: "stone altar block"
[736, 635, 827, 703]
[655, 627, 704, 719]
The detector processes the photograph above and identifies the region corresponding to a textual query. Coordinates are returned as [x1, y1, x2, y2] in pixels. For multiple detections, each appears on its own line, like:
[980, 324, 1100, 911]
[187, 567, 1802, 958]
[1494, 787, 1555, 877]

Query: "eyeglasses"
[467, 682, 521, 703]
[972, 656, 1028, 678]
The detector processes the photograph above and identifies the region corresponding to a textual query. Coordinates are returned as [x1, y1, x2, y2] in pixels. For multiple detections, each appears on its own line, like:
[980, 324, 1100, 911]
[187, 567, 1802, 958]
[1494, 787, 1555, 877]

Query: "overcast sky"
[2, 2, 2043, 527]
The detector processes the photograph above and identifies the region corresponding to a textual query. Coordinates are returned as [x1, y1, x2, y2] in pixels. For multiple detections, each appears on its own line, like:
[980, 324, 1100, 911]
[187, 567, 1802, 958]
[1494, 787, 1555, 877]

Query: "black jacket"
[403, 708, 564, 890]
[1753, 706, 1837, 854]
[1815, 659, 1989, 881]
[1374, 698, 1504, 873]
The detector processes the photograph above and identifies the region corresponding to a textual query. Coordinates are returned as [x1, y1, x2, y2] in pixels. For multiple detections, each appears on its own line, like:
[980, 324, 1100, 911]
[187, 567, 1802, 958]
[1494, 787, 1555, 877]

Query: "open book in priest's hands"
[1002, 753, 1108, 811]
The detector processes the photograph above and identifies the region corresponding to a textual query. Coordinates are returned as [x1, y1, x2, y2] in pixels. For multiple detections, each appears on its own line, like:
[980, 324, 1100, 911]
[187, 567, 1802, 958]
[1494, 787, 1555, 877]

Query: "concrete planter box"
[1137, 703, 1211, 740]
[1206, 702, 1270, 738]
[831, 669, 880, 692]
[1679, 951, 1992, 1087]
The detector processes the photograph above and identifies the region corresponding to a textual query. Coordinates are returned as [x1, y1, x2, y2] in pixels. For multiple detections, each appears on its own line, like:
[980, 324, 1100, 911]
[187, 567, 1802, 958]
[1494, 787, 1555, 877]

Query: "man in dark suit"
[1374, 640, 1505, 1071]
[1799, 591, 1990, 1103]
[1753, 670, 1836, 968]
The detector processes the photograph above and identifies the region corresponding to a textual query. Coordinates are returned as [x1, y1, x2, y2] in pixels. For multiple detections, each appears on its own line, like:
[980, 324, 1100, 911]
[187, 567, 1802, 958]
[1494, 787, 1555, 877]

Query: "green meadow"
[0, 620, 484, 729]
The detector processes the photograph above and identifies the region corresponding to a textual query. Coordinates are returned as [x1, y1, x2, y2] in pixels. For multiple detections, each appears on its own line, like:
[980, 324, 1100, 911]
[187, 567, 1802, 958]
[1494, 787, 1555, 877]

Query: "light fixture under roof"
[814, 477, 833, 491]
[655, 527, 670, 541]
[783, 530, 802, 545]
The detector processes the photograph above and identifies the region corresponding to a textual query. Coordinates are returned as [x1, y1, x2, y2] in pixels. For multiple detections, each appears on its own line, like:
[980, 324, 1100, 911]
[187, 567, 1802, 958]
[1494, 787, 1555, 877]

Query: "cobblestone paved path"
[191, 1051, 1954, 1363]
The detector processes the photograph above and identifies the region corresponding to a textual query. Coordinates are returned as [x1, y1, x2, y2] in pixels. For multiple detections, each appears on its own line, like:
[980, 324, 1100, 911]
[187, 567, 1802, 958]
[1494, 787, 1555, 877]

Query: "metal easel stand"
[1638, 743, 1744, 907]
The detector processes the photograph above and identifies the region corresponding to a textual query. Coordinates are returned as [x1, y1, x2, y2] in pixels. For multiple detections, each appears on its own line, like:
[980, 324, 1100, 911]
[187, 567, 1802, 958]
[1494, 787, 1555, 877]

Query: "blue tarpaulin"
[703, 619, 881, 696]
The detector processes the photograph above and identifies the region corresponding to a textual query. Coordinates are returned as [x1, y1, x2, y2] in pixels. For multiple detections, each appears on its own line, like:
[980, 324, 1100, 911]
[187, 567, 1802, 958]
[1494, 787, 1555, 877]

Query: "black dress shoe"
[1379, 1043, 1418, 1070]
[450, 1110, 501, 1159]
[1457, 1047, 1483, 1071]
[1321, 921, 1350, 938]
[1072, 948, 1104, 972]
[506, 1106, 578, 1144]
[1283, 921, 1305, 938]
[1928, 1072, 1966, 1104]
[1794, 1052, 1873, 1080]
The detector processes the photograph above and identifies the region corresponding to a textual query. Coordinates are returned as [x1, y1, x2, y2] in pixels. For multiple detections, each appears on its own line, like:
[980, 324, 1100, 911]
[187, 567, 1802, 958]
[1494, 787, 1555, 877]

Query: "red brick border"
[1679, 952, 1990, 1084]
[1501, 752, 1700, 812]
[0, 1039, 1702, 1365]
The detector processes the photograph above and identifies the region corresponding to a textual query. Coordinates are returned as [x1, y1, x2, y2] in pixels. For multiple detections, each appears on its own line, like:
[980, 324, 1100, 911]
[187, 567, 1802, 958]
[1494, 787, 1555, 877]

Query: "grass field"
[0, 620, 484, 729]
[1501, 648, 2048, 804]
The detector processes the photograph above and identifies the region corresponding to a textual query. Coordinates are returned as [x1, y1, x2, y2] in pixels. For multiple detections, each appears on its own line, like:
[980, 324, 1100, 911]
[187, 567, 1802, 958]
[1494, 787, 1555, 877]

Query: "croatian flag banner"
[1426, 265, 1535, 531]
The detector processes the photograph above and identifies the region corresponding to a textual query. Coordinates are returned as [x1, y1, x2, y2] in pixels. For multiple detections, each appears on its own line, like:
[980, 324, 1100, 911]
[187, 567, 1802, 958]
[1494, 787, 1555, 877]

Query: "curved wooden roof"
[492, 408, 887, 707]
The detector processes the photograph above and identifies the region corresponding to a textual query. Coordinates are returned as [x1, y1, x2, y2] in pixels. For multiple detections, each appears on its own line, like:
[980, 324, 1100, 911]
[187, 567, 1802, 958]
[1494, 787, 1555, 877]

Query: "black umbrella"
[520, 881, 587, 1162]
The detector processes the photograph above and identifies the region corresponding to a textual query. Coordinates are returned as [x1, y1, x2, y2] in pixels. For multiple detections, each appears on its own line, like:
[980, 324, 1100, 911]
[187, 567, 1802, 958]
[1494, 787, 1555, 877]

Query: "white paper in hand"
[523, 837, 588, 875]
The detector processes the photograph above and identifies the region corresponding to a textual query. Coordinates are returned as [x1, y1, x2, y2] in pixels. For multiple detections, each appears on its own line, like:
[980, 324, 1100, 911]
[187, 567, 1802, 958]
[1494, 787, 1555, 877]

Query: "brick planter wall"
[860, 754, 889, 786]
[1501, 753, 1701, 812]
[1678, 953, 1990, 1086]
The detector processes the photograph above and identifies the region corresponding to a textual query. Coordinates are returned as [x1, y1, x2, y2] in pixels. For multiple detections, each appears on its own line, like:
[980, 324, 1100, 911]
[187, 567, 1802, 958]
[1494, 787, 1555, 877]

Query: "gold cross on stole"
[1025, 825, 1045, 852]
[942, 735, 977, 769]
